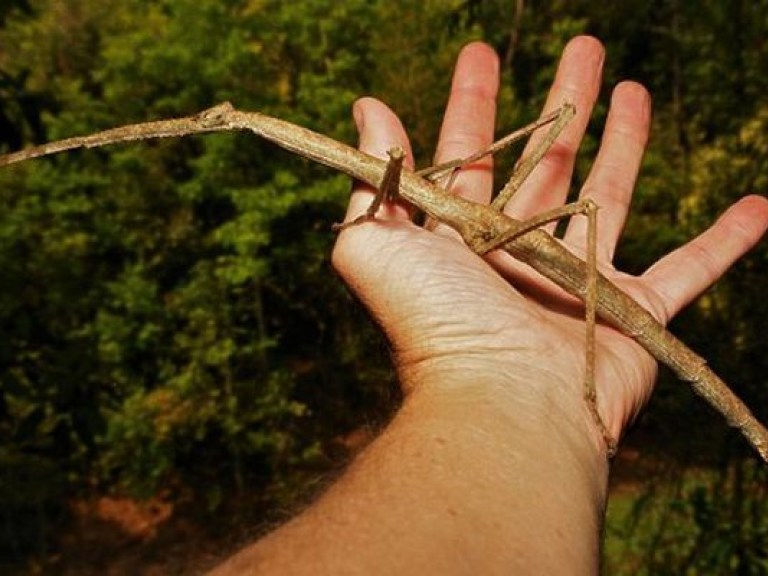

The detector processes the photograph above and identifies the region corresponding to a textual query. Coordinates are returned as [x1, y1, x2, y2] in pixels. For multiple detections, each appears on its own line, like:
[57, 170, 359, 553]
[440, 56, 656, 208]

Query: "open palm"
[333, 36, 768, 447]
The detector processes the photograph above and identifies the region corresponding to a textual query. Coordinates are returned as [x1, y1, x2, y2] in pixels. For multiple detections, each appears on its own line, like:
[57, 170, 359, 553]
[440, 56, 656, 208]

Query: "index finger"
[431, 42, 500, 206]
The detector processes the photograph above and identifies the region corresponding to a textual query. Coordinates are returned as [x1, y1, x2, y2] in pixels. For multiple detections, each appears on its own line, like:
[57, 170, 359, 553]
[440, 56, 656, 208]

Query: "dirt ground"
[9, 489, 283, 576]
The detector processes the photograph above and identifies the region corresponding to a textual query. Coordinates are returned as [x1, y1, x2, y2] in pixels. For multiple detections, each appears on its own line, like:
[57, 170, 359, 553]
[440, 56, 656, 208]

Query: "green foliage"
[0, 0, 398, 564]
[605, 462, 768, 574]
[684, 106, 768, 419]
[0, 0, 767, 571]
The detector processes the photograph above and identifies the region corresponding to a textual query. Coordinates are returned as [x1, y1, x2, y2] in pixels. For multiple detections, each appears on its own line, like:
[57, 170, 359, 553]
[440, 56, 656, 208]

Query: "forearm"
[211, 367, 609, 575]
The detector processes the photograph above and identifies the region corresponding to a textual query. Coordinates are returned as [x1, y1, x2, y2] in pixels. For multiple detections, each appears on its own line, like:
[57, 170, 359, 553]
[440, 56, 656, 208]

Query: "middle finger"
[503, 36, 604, 231]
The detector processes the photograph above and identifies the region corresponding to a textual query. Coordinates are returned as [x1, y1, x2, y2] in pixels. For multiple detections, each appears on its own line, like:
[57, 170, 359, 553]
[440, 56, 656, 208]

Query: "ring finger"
[564, 82, 651, 261]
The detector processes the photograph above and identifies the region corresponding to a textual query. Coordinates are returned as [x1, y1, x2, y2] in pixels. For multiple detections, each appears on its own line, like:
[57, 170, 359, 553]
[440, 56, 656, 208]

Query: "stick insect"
[1, 102, 766, 461]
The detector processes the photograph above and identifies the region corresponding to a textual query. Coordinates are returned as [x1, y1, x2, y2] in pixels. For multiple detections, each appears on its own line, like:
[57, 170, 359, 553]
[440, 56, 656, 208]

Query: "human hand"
[332, 36, 768, 453]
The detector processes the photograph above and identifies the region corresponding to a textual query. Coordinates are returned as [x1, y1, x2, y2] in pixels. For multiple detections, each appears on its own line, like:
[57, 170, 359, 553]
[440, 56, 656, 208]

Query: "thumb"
[341, 97, 414, 225]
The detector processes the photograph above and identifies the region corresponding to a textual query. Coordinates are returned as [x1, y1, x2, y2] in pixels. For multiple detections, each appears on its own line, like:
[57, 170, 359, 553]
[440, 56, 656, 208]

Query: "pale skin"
[211, 36, 768, 575]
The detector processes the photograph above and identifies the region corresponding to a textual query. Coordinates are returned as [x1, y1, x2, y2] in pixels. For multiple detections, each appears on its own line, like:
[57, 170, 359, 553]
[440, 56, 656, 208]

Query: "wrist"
[398, 353, 612, 479]
[389, 364, 610, 572]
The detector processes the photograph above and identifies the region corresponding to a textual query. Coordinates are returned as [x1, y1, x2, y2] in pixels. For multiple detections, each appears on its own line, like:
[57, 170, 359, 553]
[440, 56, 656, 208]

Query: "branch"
[2, 102, 767, 462]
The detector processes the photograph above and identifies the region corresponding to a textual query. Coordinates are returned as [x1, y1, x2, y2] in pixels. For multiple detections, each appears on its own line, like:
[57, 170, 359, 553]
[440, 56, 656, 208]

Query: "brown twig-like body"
[2, 103, 767, 462]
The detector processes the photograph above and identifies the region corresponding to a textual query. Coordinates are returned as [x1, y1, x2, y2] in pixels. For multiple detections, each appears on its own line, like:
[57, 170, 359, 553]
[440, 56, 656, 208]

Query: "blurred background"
[0, 0, 767, 573]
